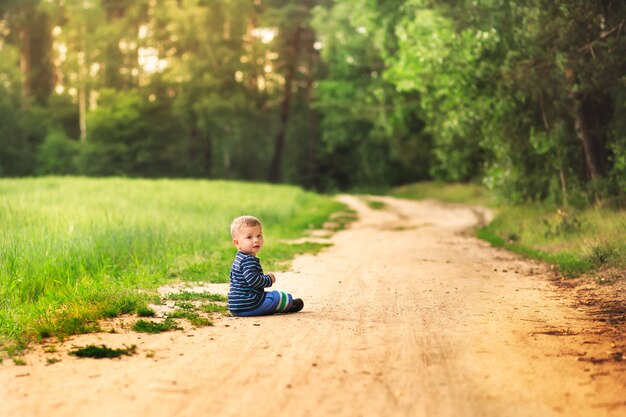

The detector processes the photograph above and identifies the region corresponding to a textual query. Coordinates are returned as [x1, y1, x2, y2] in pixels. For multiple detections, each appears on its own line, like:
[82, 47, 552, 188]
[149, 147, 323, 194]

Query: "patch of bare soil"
[562, 273, 626, 324]
[550, 272, 626, 365]
[1, 195, 624, 417]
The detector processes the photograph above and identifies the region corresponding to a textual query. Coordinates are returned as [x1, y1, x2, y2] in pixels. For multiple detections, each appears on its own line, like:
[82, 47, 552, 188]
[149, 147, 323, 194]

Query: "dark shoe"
[289, 298, 304, 313]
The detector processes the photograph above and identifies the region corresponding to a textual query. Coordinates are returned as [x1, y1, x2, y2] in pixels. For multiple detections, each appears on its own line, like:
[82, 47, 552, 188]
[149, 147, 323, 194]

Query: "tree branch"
[579, 19, 625, 54]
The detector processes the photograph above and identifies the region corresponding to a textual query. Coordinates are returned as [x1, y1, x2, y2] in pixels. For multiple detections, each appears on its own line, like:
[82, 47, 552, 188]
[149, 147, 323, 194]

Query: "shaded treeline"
[0, 0, 624, 204]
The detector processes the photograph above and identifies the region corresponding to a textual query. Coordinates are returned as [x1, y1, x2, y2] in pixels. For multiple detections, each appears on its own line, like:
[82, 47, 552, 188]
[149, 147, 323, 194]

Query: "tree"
[476, 0, 626, 203]
[43, 0, 109, 142]
[312, 0, 432, 189]
[1, 0, 623, 204]
[261, 1, 312, 183]
[154, 0, 268, 179]
[79, 88, 187, 177]
[0, 44, 32, 175]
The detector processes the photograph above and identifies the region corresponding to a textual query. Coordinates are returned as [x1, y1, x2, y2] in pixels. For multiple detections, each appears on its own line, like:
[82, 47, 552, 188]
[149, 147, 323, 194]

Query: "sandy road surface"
[1, 195, 624, 417]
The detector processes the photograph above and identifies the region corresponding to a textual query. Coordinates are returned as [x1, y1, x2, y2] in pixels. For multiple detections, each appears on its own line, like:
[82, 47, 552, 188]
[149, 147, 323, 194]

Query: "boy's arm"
[241, 258, 273, 289]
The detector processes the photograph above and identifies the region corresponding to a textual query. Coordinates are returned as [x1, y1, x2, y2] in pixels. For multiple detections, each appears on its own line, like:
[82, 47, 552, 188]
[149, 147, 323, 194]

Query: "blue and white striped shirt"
[227, 251, 273, 313]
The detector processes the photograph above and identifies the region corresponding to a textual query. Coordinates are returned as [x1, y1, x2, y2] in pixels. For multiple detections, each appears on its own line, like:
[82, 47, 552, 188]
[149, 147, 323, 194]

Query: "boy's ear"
[232, 238, 239, 246]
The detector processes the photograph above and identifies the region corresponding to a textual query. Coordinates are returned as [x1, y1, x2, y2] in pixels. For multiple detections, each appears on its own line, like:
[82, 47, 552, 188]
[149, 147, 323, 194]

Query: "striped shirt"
[227, 251, 273, 313]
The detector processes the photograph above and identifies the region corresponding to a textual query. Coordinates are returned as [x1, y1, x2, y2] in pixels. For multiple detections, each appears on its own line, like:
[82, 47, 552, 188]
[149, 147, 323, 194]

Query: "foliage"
[81, 89, 188, 177]
[0, 0, 624, 200]
[36, 130, 80, 175]
[69, 344, 137, 359]
[478, 203, 626, 276]
[166, 310, 213, 327]
[132, 319, 181, 334]
[385, 4, 491, 181]
[200, 303, 229, 314]
[0, 45, 40, 176]
[311, 0, 431, 189]
[313, 0, 625, 200]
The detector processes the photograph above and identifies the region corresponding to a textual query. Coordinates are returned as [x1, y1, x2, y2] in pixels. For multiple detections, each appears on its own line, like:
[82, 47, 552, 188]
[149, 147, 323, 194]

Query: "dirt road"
[1, 195, 624, 417]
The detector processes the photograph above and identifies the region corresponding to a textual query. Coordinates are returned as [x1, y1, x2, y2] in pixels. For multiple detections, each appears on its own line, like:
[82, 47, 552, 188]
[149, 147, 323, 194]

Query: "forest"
[1, 0, 624, 205]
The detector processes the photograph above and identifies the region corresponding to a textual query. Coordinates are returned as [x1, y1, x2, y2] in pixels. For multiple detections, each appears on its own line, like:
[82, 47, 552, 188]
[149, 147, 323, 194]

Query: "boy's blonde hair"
[230, 215, 262, 238]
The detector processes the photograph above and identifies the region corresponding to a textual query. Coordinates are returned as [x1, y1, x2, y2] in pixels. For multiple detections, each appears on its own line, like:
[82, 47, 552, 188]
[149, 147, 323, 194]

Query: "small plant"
[167, 310, 213, 327]
[132, 318, 181, 334]
[543, 209, 583, 237]
[585, 242, 620, 269]
[43, 344, 58, 353]
[69, 344, 137, 359]
[366, 199, 387, 210]
[46, 357, 61, 365]
[166, 292, 227, 302]
[175, 301, 195, 310]
[201, 303, 228, 314]
[506, 232, 520, 243]
[136, 306, 156, 317]
[166, 310, 189, 319]
[323, 210, 358, 231]
[185, 314, 212, 327]
[329, 209, 358, 226]
[13, 357, 27, 366]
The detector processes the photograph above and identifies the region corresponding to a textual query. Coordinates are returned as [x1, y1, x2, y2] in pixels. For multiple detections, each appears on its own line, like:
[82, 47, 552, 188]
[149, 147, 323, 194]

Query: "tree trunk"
[202, 133, 213, 178]
[305, 81, 319, 188]
[572, 94, 608, 181]
[268, 79, 291, 183]
[540, 91, 568, 206]
[574, 98, 601, 181]
[303, 27, 319, 189]
[19, 25, 30, 109]
[190, 125, 212, 177]
[268, 27, 301, 183]
[78, 18, 88, 143]
[559, 163, 568, 208]
[223, 125, 231, 178]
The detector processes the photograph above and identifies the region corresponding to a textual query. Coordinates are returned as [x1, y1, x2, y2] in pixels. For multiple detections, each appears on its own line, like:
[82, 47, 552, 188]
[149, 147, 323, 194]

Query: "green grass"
[132, 318, 181, 333]
[137, 306, 157, 317]
[265, 242, 332, 271]
[160, 291, 228, 325]
[69, 344, 137, 359]
[391, 181, 496, 207]
[200, 303, 228, 314]
[13, 357, 26, 366]
[166, 310, 213, 327]
[165, 292, 227, 302]
[392, 182, 625, 277]
[478, 204, 625, 277]
[363, 199, 388, 210]
[0, 177, 345, 352]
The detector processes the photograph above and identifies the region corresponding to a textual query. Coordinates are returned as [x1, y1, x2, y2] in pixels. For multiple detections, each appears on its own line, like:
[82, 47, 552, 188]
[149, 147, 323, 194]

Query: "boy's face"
[233, 224, 264, 256]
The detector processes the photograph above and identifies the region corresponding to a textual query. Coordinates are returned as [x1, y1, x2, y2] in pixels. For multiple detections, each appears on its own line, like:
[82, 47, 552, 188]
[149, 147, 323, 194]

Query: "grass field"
[477, 204, 626, 277]
[392, 182, 496, 207]
[0, 177, 346, 352]
[391, 182, 625, 278]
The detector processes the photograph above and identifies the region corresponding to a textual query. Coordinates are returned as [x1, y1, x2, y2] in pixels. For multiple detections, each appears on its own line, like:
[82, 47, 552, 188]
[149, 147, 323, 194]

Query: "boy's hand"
[267, 272, 276, 283]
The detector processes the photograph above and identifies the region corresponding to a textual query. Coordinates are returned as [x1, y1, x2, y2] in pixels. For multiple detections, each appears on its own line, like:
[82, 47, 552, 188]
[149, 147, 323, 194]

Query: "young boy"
[227, 215, 304, 316]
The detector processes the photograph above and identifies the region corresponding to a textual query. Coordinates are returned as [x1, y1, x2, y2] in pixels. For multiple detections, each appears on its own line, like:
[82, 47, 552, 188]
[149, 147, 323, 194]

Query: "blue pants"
[232, 291, 294, 317]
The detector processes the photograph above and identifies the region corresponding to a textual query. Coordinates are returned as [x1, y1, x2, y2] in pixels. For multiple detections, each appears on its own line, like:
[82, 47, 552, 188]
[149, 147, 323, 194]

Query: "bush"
[36, 131, 80, 175]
